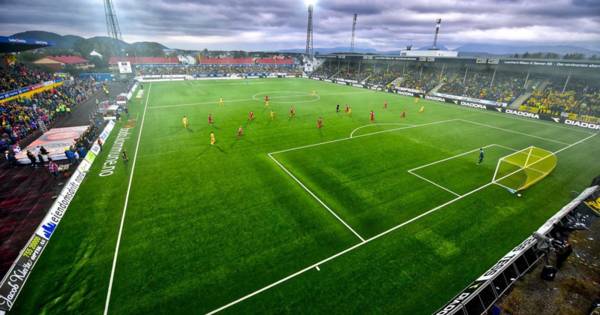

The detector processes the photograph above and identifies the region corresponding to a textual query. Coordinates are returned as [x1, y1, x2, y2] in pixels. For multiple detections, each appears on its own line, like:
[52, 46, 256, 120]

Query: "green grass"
[11, 78, 600, 315]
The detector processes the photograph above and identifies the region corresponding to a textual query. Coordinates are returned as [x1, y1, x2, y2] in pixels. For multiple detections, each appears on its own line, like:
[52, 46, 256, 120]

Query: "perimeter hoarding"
[0, 120, 116, 313]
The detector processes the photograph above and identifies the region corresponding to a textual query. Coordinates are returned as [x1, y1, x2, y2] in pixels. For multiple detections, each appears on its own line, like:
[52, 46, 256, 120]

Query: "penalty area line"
[208, 134, 599, 314]
[269, 119, 459, 156]
[267, 153, 365, 242]
[206, 174, 495, 315]
[103, 84, 152, 315]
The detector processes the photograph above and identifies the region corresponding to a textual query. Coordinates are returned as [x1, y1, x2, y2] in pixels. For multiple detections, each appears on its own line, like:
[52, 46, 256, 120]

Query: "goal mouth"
[492, 146, 558, 193]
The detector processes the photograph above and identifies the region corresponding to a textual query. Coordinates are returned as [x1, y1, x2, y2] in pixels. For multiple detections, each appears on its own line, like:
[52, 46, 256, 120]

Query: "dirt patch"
[498, 218, 600, 315]
[124, 119, 137, 129]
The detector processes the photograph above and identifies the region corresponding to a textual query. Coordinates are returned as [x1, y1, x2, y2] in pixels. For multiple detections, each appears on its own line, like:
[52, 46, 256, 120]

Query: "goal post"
[492, 146, 558, 193]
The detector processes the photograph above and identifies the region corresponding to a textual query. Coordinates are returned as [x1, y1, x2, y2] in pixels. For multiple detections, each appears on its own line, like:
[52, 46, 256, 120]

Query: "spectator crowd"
[312, 59, 599, 122]
[135, 63, 302, 77]
[523, 79, 600, 122]
[0, 63, 55, 93]
[1, 64, 98, 159]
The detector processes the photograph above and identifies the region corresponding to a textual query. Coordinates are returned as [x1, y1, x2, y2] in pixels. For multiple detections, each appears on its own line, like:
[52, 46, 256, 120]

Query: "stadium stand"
[1, 73, 98, 153]
[0, 63, 54, 93]
[133, 56, 301, 77]
[109, 56, 180, 65]
[522, 78, 600, 122]
[438, 70, 526, 103]
[312, 56, 600, 121]
[0, 59, 113, 277]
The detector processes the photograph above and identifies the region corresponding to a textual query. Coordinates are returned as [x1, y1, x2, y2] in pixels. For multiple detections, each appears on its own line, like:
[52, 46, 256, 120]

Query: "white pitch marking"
[270, 119, 459, 156]
[206, 179, 494, 315]
[316, 266, 320, 271]
[459, 119, 570, 145]
[491, 144, 519, 152]
[103, 84, 152, 315]
[349, 123, 416, 138]
[206, 131, 598, 315]
[408, 144, 498, 173]
[406, 144, 512, 198]
[268, 153, 365, 242]
[408, 170, 461, 197]
[150, 90, 373, 110]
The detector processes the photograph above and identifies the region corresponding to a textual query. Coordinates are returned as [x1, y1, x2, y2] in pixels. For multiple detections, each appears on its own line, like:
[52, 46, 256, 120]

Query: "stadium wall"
[0, 120, 117, 314]
[434, 185, 599, 315]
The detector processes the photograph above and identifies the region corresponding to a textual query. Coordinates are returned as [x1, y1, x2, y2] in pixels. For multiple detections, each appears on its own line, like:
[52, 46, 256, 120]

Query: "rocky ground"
[498, 215, 600, 315]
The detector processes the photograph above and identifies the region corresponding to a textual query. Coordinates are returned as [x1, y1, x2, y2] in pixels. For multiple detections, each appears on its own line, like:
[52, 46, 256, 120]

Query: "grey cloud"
[0, 0, 598, 51]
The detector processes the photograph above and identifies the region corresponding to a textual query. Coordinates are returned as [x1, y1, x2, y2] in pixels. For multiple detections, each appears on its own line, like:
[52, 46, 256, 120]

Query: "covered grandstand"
[311, 54, 600, 125]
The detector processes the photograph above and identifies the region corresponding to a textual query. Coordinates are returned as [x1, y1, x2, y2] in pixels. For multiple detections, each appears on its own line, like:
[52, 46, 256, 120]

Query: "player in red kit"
[208, 113, 213, 125]
[289, 106, 296, 118]
[370, 110, 375, 122]
[248, 111, 255, 121]
[237, 126, 243, 137]
[384, 101, 388, 109]
[317, 117, 323, 129]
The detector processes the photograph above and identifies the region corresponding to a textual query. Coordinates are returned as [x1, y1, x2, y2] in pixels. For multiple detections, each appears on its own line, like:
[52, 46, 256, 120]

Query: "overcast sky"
[1, 0, 599, 51]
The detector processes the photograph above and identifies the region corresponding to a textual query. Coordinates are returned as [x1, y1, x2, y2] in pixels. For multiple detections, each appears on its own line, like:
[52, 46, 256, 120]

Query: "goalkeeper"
[478, 148, 484, 165]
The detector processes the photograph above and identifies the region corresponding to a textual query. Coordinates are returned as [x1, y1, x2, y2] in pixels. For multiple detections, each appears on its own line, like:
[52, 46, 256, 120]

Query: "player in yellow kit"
[182, 115, 189, 129]
[419, 106, 425, 113]
[210, 131, 216, 145]
[219, 97, 224, 106]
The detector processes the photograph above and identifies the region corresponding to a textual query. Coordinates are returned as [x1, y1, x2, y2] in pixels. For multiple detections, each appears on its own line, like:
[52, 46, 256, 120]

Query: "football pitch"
[12, 78, 600, 314]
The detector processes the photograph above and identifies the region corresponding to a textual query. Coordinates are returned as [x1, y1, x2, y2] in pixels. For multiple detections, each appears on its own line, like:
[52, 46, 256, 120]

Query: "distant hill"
[11, 31, 85, 49]
[9, 31, 169, 66]
[280, 47, 379, 54]
[9, 31, 599, 59]
[456, 43, 600, 57]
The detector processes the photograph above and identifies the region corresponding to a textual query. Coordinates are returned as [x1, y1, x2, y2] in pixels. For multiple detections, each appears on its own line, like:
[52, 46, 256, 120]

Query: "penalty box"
[269, 121, 518, 239]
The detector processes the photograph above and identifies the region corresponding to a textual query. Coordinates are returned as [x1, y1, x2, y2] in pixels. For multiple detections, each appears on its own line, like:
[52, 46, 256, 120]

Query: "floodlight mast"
[305, 2, 314, 58]
[432, 18, 442, 50]
[350, 14, 358, 52]
[104, 0, 122, 41]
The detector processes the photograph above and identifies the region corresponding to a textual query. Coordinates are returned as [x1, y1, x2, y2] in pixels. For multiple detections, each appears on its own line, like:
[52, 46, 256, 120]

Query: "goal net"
[492, 146, 557, 193]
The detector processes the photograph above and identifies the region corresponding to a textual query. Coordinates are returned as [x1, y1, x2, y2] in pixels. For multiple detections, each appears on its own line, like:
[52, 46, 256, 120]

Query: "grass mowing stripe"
[408, 144, 497, 172]
[103, 84, 152, 315]
[459, 119, 570, 145]
[268, 153, 366, 242]
[407, 170, 462, 197]
[149, 90, 374, 110]
[207, 128, 598, 315]
[270, 119, 459, 155]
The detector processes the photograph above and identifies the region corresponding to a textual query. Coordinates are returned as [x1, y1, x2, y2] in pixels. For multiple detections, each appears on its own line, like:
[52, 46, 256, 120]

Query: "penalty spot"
[315, 266, 320, 271]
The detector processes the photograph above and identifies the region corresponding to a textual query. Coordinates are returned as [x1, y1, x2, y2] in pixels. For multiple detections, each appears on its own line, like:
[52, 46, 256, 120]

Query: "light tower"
[350, 14, 358, 52]
[432, 18, 442, 50]
[305, 0, 315, 58]
[104, 0, 122, 41]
